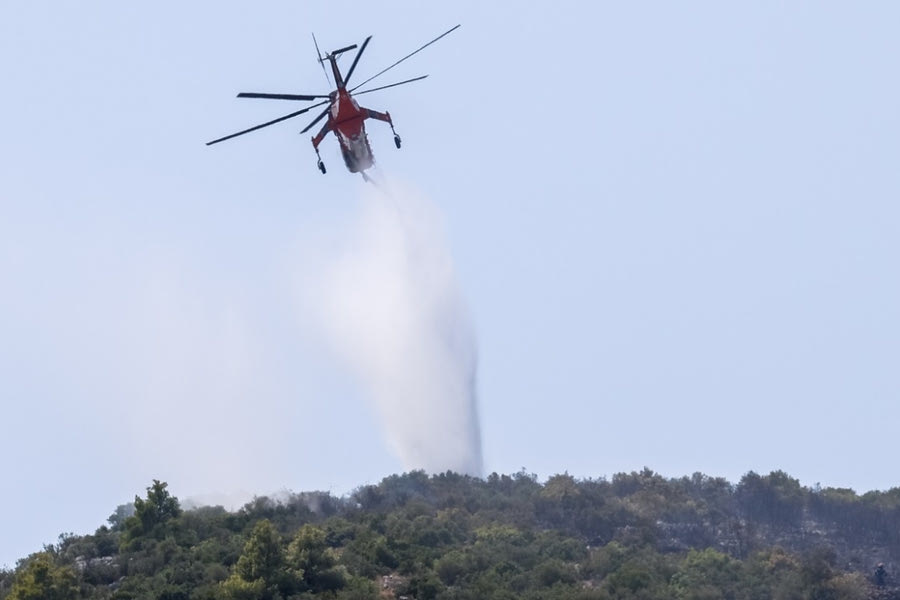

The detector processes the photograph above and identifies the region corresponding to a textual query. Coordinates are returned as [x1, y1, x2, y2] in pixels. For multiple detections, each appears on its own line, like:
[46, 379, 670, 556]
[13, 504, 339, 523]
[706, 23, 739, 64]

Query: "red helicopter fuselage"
[311, 52, 395, 176]
[325, 89, 375, 173]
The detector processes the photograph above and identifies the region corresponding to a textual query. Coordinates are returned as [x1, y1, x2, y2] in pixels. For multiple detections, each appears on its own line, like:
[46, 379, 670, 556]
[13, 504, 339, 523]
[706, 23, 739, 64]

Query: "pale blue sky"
[2, 1, 899, 568]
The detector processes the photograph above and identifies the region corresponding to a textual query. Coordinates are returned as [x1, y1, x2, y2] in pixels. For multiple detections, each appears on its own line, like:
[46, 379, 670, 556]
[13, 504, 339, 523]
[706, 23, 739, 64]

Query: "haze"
[2, 1, 899, 569]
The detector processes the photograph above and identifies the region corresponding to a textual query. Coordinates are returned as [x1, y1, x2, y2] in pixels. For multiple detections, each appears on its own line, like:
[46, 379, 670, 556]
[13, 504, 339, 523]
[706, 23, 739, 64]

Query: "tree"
[107, 503, 136, 531]
[409, 570, 444, 600]
[235, 519, 284, 582]
[123, 480, 182, 545]
[670, 548, 739, 600]
[736, 471, 804, 527]
[287, 524, 346, 593]
[221, 519, 284, 600]
[7, 553, 78, 600]
[135, 480, 182, 531]
[435, 549, 468, 585]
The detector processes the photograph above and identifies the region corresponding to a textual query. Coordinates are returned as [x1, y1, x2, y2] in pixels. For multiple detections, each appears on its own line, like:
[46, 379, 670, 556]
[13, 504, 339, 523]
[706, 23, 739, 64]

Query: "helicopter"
[207, 25, 460, 182]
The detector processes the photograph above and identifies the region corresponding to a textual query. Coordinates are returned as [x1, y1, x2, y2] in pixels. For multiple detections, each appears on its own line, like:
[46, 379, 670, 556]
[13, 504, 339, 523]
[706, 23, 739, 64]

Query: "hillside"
[2, 469, 899, 599]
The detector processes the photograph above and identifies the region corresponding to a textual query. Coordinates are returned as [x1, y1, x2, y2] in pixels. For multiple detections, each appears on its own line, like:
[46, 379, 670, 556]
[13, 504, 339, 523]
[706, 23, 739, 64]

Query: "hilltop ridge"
[2, 469, 899, 599]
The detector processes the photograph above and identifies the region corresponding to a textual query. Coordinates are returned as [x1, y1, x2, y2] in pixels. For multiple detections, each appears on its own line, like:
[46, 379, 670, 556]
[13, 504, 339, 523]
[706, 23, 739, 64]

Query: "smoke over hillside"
[305, 179, 482, 476]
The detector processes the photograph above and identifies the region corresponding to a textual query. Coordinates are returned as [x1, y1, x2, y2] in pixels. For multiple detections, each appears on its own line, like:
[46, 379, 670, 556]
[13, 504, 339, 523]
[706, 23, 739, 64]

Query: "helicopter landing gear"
[388, 118, 402, 149]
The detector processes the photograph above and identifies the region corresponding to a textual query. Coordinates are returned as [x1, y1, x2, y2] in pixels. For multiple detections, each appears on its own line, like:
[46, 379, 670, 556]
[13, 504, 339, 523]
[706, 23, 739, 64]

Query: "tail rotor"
[312, 33, 331, 86]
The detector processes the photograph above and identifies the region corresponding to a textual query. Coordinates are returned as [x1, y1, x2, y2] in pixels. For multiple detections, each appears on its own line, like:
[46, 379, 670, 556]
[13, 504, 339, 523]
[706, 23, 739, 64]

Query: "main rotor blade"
[206, 100, 329, 146]
[353, 75, 428, 96]
[350, 24, 460, 92]
[237, 92, 330, 101]
[331, 43, 358, 56]
[343, 35, 372, 86]
[300, 106, 331, 134]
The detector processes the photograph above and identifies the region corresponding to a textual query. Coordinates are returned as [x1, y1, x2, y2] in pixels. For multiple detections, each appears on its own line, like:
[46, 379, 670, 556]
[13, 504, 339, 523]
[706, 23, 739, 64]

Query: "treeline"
[1, 469, 898, 600]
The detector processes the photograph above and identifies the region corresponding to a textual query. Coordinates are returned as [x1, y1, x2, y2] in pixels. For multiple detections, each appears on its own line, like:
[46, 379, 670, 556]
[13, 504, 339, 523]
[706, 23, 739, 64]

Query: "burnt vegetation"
[3, 470, 900, 599]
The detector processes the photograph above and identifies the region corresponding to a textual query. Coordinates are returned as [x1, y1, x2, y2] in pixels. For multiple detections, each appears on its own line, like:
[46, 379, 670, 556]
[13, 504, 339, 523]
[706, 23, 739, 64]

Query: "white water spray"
[307, 179, 482, 476]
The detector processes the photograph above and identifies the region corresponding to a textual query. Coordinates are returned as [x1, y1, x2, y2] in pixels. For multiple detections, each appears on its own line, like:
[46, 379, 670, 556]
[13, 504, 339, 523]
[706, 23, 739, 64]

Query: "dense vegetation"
[2, 469, 899, 600]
